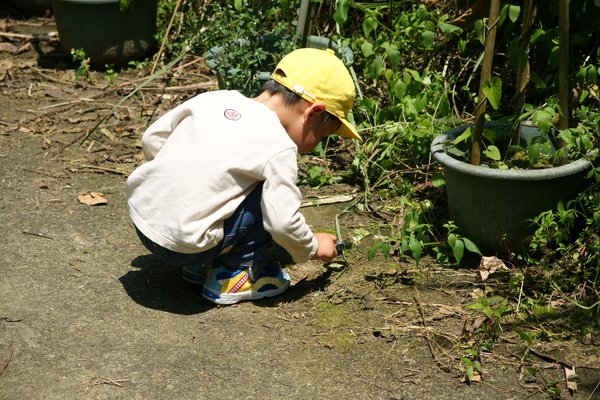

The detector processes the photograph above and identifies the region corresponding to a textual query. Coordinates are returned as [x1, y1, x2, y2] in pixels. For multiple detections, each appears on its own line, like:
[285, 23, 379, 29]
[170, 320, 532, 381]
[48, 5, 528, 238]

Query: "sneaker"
[202, 264, 290, 305]
[181, 263, 210, 285]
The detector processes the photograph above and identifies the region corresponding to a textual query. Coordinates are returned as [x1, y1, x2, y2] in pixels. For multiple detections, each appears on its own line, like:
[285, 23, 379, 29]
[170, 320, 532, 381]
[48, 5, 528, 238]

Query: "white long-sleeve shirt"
[126, 90, 318, 262]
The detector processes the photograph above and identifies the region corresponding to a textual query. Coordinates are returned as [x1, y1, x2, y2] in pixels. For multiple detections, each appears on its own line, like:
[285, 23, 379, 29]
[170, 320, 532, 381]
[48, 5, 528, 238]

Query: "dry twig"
[0, 348, 14, 377]
[414, 292, 453, 372]
[78, 376, 130, 391]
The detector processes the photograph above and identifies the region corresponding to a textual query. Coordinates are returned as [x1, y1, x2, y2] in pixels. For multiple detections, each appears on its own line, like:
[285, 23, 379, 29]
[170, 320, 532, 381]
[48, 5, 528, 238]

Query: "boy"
[126, 48, 360, 305]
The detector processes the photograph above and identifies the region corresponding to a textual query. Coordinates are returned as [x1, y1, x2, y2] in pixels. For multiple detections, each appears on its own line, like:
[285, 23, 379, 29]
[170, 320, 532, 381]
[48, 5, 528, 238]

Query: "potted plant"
[430, 0, 596, 255]
[50, 0, 158, 66]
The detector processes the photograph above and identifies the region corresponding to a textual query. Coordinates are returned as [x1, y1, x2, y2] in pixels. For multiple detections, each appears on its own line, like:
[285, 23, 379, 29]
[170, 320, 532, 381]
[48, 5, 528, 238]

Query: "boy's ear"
[305, 102, 327, 120]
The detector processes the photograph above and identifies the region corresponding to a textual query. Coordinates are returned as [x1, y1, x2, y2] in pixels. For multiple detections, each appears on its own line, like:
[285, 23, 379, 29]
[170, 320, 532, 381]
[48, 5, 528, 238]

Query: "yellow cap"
[271, 48, 360, 141]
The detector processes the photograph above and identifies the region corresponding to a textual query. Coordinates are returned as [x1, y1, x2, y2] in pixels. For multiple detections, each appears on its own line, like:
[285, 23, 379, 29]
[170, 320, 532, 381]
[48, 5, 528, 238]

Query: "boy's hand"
[312, 232, 338, 262]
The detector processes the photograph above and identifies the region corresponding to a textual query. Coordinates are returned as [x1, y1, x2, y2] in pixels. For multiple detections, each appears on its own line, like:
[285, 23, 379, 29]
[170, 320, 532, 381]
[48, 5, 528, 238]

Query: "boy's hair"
[261, 79, 339, 126]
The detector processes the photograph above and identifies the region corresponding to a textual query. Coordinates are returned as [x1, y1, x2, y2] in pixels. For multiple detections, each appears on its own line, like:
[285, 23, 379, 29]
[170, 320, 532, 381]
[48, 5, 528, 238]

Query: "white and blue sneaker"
[202, 264, 290, 305]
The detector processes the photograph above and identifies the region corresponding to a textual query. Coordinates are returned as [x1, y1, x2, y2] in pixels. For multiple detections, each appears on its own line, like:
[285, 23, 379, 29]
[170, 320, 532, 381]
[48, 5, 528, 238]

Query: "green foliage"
[467, 295, 512, 350]
[460, 349, 482, 383]
[301, 166, 336, 188]
[199, 3, 297, 95]
[104, 67, 118, 84]
[366, 199, 480, 266]
[119, 0, 135, 12]
[71, 48, 91, 82]
[443, 104, 598, 169]
[445, 221, 481, 264]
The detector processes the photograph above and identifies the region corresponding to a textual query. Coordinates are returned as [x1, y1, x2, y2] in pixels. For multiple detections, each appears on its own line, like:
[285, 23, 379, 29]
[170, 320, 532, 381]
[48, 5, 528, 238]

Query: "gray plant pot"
[51, 0, 157, 66]
[431, 122, 592, 255]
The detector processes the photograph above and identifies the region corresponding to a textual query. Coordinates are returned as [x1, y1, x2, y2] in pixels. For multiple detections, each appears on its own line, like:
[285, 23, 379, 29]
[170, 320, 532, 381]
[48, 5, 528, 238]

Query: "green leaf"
[392, 79, 407, 100]
[447, 233, 457, 248]
[467, 302, 484, 310]
[363, 16, 377, 36]
[528, 143, 540, 165]
[438, 21, 462, 34]
[361, 41, 373, 57]
[508, 5, 521, 23]
[481, 77, 502, 110]
[386, 44, 401, 66]
[431, 171, 445, 188]
[482, 305, 493, 319]
[334, 0, 350, 26]
[589, 65, 598, 83]
[507, 41, 528, 70]
[465, 348, 478, 357]
[482, 128, 497, 143]
[452, 238, 465, 264]
[234, 0, 243, 11]
[409, 234, 422, 263]
[463, 238, 482, 255]
[483, 145, 501, 161]
[531, 109, 553, 134]
[452, 126, 473, 145]
[421, 30, 435, 49]
[367, 242, 384, 260]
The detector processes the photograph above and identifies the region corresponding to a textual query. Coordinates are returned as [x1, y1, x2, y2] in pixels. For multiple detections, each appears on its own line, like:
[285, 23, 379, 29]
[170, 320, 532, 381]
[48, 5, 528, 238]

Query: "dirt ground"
[1, 8, 599, 400]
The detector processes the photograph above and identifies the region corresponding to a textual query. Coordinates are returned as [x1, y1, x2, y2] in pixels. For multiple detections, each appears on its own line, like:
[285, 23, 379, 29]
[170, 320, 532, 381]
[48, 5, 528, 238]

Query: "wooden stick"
[151, 0, 184, 74]
[0, 31, 58, 42]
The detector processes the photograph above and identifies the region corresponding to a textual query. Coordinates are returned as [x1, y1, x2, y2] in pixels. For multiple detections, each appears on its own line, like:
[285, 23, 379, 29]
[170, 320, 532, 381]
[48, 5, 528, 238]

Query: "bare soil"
[1, 8, 599, 400]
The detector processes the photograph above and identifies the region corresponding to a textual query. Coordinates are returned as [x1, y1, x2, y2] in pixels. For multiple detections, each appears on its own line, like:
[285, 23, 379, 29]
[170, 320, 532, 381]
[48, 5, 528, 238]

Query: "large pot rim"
[431, 123, 593, 181]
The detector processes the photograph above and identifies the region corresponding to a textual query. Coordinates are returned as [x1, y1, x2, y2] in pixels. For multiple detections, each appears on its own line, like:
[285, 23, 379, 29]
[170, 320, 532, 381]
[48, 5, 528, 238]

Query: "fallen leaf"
[78, 192, 108, 206]
[0, 59, 14, 81]
[460, 371, 482, 383]
[564, 365, 579, 393]
[0, 43, 18, 54]
[478, 256, 507, 281]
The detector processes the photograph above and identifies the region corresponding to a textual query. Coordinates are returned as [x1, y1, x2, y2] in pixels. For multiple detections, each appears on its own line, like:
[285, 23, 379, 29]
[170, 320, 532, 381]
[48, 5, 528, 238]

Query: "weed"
[71, 48, 91, 82]
[467, 295, 512, 351]
[459, 348, 482, 383]
[104, 67, 118, 84]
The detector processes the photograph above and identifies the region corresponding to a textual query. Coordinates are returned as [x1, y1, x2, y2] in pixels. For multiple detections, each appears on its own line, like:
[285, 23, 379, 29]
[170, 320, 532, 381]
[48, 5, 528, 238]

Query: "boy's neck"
[253, 92, 305, 132]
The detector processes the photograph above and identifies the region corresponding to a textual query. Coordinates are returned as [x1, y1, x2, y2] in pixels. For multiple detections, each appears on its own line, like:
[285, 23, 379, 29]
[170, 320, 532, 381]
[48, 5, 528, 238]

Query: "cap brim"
[336, 118, 361, 141]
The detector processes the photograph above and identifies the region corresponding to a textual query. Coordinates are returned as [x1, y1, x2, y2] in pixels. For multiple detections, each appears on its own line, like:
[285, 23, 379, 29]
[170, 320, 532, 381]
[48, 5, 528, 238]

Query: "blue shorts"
[134, 183, 273, 269]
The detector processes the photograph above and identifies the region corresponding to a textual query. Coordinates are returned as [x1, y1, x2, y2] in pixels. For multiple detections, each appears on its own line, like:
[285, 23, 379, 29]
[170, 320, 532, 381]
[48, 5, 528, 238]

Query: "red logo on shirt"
[224, 109, 241, 121]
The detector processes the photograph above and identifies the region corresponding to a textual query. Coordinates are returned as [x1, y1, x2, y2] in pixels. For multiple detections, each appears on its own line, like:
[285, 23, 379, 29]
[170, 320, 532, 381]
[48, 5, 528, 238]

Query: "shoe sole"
[202, 280, 290, 305]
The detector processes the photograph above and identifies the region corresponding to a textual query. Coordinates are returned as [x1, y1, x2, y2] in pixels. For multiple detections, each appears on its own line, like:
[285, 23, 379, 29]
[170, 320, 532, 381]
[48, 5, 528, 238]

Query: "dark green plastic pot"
[431, 122, 592, 255]
[51, 0, 157, 66]
[8, 0, 52, 13]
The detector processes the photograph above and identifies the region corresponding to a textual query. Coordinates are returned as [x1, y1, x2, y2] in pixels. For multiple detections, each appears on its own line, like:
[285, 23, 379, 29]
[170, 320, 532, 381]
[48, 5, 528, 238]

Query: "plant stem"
[558, 0, 570, 164]
[151, 0, 184, 74]
[510, 0, 537, 145]
[470, 0, 500, 165]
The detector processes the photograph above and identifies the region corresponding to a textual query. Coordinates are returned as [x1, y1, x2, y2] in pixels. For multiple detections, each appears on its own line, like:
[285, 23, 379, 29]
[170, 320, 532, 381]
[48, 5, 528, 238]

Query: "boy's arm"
[261, 151, 336, 262]
[141, 107, 191, 161]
